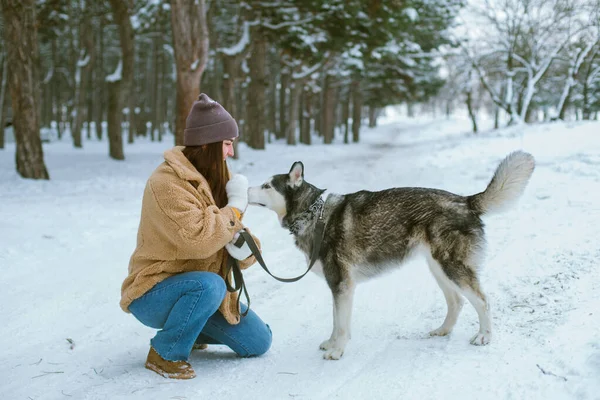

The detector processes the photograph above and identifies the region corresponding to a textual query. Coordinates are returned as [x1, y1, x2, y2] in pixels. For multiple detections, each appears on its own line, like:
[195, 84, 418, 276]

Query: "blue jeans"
[129, 271, 272, 361]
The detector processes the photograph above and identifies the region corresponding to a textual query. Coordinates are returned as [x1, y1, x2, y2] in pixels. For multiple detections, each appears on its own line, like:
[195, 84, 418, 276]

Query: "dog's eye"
[261, 183, 272, 189]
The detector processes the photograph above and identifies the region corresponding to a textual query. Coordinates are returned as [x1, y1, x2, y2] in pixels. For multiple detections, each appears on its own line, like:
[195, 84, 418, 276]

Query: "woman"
[120, 94, 271, 380]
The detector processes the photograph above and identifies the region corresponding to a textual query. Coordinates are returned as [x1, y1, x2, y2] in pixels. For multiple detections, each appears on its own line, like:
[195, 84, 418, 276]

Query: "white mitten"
[226, 174, 249, 213]
[225, 232, 253, 260]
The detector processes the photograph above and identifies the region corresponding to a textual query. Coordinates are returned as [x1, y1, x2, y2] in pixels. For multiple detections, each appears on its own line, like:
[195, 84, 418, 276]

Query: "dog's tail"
[468, 151, 535, 215]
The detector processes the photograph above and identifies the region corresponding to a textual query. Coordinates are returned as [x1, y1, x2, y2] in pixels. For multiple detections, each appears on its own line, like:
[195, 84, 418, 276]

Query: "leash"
[224, 200, 327, 317]
[239, 215, 325, 283]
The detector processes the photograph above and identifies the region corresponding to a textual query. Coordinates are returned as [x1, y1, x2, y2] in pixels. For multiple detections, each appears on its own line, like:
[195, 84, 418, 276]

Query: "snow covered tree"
[464, 0, 598, 124]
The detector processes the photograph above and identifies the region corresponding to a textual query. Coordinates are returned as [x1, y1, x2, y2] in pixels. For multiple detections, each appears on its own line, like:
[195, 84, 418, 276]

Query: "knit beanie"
[183, 93, 239, 146]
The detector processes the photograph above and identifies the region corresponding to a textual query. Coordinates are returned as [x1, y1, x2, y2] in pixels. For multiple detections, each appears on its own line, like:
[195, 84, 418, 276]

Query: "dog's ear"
[288, 161, 304, 187]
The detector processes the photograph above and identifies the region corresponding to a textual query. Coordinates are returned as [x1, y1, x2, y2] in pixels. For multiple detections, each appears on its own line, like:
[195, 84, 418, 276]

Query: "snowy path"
[0, 119, 598, 399]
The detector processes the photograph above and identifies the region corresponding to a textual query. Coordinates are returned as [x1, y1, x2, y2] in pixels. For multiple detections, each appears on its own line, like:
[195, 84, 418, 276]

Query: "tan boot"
[145, 347, 196, 379]
[193, 343, 208, 350]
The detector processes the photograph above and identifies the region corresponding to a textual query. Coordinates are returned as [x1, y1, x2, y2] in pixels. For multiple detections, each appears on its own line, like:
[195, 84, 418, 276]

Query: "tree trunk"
[494, 81, 504, 129]
[72, 0, 94, 148]
[269, 62, 278, 141]
[170, 0, 210, 146]
[2, 0, 49, 179]
[278, 67, 289, 140]
[368, 106, 377, 128]
[300, 88, 311, 145]
[41, 70, 52, 129]
[107, 0, 134, 158]
[0, 93, 7, 150]
[351, 79, 361, 143]
[286, 79, 303, 145]
[49, 38, 61, 140]
[86, 66, 94, 139]
[150, 32, 162, 141]
[466, 89, 478, 133]
[246, 30, 267, 149]
[0, 54, 7, 149]
[221, 55, 237, 119]
[95, 20, 104, 140]
[110, 0, 134, 146]
[322, 74, 335, 144]
[342, 88, 350, 144]
[297, 88, 303, 141]
[128, 85, 136, 143]
[107, 80, 124, 160]
[582, 83, 591, 120]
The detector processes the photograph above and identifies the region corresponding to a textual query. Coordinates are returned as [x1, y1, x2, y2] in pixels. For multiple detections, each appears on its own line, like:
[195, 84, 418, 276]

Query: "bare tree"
[466, 0, 589, 124]
[1, 0, 49, 179]
[170, 0, 210, 146]
[556, 38, 598, 119]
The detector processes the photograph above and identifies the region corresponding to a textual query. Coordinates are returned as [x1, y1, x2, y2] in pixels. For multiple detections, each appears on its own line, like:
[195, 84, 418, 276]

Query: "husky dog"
[248, 151, 535, 360]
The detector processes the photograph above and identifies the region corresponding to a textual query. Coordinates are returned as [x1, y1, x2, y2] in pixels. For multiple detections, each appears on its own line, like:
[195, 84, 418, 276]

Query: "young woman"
[120, 94, 271, 379]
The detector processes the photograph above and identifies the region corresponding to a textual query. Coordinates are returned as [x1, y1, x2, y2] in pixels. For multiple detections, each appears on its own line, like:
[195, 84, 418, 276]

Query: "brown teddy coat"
[120, 146, 260, 325]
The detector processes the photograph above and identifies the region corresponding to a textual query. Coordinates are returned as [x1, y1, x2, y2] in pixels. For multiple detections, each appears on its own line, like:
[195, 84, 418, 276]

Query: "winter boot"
[145, 347, 196, 379]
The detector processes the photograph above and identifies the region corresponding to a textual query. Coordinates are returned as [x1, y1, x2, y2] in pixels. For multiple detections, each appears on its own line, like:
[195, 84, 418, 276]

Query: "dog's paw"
[319, 339, 334, 351]
[323, 347, 344, 360]
[470, 331, 492, 346]
[429, 326, 452, 337]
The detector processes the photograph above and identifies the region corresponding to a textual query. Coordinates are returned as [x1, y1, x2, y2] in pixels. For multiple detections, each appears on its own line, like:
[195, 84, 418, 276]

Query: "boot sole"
[145, 361, 196, 380]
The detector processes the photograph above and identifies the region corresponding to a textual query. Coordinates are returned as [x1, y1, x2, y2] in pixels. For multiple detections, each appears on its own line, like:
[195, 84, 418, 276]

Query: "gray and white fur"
[248, 151, 535, 360]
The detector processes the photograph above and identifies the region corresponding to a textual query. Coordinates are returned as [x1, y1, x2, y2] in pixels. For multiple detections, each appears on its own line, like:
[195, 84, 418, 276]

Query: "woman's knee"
[240, 317, 272, 358]
[250, 323, 272, 357]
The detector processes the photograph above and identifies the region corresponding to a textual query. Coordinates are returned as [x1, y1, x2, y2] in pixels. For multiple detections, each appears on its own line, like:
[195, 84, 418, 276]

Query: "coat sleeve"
[148, 178, 244, 260]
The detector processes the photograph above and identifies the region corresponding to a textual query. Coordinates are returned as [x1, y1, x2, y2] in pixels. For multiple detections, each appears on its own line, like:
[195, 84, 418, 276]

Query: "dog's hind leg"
[320, 278, 356, 360]
[426, 254, 464, 337]
[461, 281, 492, 345]
[430, 226, 492, 345]
[435, 258, 492, 345]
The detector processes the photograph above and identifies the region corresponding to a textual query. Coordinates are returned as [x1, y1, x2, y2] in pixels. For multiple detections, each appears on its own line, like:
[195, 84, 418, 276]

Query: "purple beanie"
[183, 93, 239, 146]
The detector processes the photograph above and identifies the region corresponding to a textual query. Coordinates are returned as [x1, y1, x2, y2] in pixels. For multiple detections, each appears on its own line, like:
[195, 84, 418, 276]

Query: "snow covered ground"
[1, 115, 599, 400]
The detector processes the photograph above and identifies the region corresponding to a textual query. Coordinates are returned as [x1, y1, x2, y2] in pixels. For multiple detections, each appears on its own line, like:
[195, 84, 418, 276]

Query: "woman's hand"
[226, 174, 248, 213]
[225, 231, 253, 260]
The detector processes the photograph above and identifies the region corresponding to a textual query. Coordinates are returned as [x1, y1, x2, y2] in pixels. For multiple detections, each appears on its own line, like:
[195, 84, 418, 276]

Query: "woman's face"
[222, 139, 234, 160]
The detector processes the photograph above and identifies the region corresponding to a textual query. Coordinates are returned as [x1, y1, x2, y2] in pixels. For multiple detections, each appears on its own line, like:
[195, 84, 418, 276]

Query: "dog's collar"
[288, 194, 327, 235]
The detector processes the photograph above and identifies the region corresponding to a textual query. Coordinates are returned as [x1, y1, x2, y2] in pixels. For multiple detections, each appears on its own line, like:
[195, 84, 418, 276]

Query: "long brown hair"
[183, 142, 230, 207]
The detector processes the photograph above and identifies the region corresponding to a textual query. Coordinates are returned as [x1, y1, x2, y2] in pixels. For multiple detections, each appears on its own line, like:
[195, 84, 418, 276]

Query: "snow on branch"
[218, 21, 255, 56]
[292, 57, 327, 80]
[43, 67, 54, 84]
[106, 60, 122, 82]
[77, 54, 90, 68]
[587, 65, 600, 86]
[262, 16, 314, 30]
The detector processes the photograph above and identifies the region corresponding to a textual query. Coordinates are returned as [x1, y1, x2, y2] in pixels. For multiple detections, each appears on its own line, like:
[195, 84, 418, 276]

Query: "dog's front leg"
[319, 297, 338, 351]
[321, 281, 355, 360]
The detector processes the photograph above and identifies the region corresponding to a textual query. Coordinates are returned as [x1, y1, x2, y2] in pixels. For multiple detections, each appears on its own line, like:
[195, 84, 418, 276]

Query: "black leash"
[224, 203, 327, 317]
[239, 218, 325, 283]
[224, 254, 252, 317]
